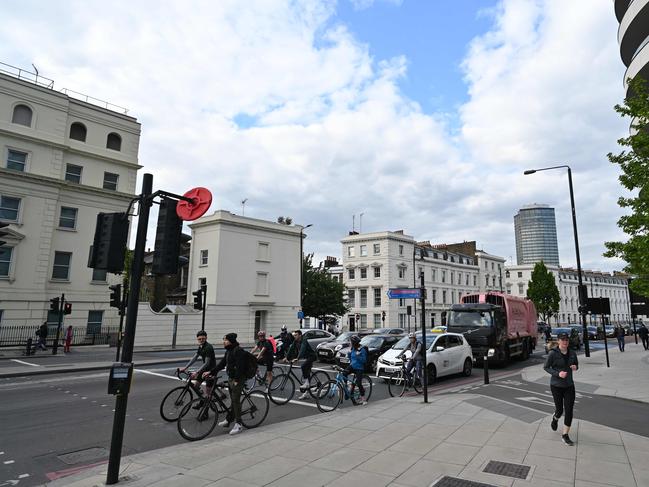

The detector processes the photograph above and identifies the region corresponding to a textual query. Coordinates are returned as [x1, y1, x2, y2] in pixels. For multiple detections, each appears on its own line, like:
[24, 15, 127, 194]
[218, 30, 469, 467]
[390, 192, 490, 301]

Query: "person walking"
[638, 323, 649, 351]
[212, 333, 247, 435]
[37, 322, 48, 351]
[616, 324, 626, 352]
[544, 331, 579, 446]
[544, 324, 552, 343]
[63, 326, 73, 353]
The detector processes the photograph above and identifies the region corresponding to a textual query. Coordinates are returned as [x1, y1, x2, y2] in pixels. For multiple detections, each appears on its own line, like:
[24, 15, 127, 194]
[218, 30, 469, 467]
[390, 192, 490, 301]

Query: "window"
[347, 246, 355, 257]
[58, 207, 78, 229]
[360, 289, 367, 308]
[517, 272, 523, 278]
[505, 270, 510, 278]
[398, 267, 406, 279]
[374, 288, 381, 307]
[484, 262, 488, 269]
[12, 104, 32, 127]
[399, 245, 404, 256]
[492, 276, 496, 287]
[199, 277, 207, 287]
[0, 247, 12, 277]
[87, 310, 104, 335]
[518, 283, 524, 295]
[200, 249, 208, 266]
[347, 289, 355, 307]
[257, 242, 270, 261]
[255, 272, 269, 295]
[360, 245, 367, 257]
[52, 252, 72, 280]
[442, 290, 447, 304]
[374, 313, 381, 326]
[432, 269, 437, 282]
[465, 274, 469, 286]
[473, 276, 477, 286]
[432, 290, 437, 304]
[491, 262, 494, 270]
[450, 272, 454, 285]
[106, 132, 122, 151]
[441, 270, 446, 283]
[0, 196, 20, 221]
[69, 122, 87, 142]
[7, 149, 27, 171]
[348, 269, 355, 280]
[485, 276, 489, 286]
[92, 268, 107, 282]
[373, 266, 380, 278]
[360, 267, 367, 279]
[448, 335, 462, 347]
[360, 314, 367, 327]
[103, 172, 119, 190]
[65, 164, 82, 183]
[373, 243, 380, 255]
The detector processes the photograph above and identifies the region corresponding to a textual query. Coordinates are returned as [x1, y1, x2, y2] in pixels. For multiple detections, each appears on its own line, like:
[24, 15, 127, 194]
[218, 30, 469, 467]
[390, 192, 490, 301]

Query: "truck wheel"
[462, 358, 472, 377]
[520, 341, 529, 360]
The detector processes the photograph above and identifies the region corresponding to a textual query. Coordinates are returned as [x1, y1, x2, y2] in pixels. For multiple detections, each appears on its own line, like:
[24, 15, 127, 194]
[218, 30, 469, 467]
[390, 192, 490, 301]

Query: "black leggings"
[343, 367, 365, 396]
[551, 385, 576, 427]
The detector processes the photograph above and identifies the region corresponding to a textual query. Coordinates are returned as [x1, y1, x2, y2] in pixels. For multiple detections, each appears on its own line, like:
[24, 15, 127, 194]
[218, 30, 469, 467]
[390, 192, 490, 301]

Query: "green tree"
[605, 76, 649, 297]
[302, 254, 349, 322]
[526, 261, 560, 323]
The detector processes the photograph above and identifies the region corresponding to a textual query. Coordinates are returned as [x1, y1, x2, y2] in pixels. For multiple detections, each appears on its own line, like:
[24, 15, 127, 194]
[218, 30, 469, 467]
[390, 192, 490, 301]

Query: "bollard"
[483, 354, 489, 384]
[26, 338, 33, 356]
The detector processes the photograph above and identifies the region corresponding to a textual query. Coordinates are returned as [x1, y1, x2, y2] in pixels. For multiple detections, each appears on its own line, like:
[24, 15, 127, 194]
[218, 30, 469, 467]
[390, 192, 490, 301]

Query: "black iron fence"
[0, 325, 120, 348]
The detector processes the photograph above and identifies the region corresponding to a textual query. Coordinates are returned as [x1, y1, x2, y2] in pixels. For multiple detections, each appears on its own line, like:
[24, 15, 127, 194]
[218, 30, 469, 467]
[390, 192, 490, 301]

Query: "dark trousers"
[227, 379, 244, 424]
[301, 358, 314, 382]
[551, 385, 576, 427]
[618, 336, 625, 352]
[343, 367, 365, 396]
[642, 336, 649, 350]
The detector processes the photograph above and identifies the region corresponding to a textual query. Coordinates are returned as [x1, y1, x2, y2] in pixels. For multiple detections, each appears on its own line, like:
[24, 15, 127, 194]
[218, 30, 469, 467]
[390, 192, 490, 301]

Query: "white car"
[376, 332, 473, 383]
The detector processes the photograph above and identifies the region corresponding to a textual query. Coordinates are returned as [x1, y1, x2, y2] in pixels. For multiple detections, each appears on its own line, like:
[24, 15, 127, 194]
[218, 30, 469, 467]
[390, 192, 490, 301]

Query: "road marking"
[10, 359, 39, 367]
[135, 369, 177, 380]
[492, 383, 552, 397]
[516, 396, 556, 407]
[4, 460, 15, 464]
[46, 460, 107, 481]
[18, 474, 28, 479]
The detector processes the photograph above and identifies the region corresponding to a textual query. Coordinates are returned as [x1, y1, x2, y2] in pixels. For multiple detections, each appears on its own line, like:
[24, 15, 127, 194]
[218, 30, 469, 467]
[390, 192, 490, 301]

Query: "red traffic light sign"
[176, 187, 212, 221]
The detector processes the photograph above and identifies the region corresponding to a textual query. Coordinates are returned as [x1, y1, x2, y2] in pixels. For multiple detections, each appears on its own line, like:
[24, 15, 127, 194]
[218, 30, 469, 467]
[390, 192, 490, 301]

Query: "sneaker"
[358, 396, 367, 405]
[192, 400, 205, 410]
[297, 392, 309, 400]
[218, 419, 230, 428]
[551, 415, 558, 431]
[229, 422, 243, 435]
[562, 434, 574, 446]
[299, 380, 309, 392]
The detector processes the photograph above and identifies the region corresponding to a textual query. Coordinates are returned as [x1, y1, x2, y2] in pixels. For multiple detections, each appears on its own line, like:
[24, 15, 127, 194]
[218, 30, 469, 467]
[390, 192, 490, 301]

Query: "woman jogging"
[544, 331, 579, 445]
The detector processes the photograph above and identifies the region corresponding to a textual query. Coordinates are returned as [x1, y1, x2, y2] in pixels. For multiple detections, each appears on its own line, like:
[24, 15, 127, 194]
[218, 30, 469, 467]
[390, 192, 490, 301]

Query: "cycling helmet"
[408, 333, 416, 338]
[350, 335, 361, 345]
[281, 325, 288, 331]
[257, 330, 266, 337]
[196, 330, 207, 338]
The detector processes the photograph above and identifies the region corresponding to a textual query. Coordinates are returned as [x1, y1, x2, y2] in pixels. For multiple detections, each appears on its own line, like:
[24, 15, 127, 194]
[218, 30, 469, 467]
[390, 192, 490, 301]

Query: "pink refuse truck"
[446, 292, 538, 363]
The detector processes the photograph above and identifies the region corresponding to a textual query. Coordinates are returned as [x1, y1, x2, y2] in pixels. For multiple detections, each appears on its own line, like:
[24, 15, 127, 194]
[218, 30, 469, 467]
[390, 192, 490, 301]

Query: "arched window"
[69, 122, 87, 142]
[12, 104, 32, 127]
[106, 132, 122, 151]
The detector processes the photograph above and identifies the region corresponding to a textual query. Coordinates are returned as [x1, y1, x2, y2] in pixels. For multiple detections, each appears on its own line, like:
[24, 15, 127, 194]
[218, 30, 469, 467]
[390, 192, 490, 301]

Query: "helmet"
[350, 335, 361, 345]
[281, 325, 287, 331]
[257, 330, 266, 337]
[408, 333, 416, 338]
[196, 330, 207, 338]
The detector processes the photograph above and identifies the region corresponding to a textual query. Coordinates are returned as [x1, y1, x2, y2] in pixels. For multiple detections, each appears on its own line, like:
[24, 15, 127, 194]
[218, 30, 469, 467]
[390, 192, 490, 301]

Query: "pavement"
[36, 339, 649, 487]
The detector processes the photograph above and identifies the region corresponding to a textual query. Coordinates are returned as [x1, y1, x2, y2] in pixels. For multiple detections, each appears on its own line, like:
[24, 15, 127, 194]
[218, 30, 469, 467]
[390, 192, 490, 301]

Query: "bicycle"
[244, 363, 284, 393]
[387, 359, 422, 397]
[315, 365, 373, 413]
[267, 360, 330, 405]
[160, 369, 228, 422]
[177, 381, 270, 441]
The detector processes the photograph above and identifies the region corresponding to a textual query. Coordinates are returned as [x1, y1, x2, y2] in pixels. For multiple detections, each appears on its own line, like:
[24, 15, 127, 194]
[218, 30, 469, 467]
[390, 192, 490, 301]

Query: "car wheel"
[462, 358, 472, 377]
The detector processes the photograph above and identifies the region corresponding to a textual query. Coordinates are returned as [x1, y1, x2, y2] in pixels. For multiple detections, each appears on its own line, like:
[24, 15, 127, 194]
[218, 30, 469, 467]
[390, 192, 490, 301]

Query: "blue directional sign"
[387, 288, 421, 299]
[297, 311, 304, 319]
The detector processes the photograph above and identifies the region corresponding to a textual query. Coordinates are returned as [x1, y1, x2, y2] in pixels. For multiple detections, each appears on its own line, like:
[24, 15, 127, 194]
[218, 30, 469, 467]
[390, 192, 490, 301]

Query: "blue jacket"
[349, 346, 368, 370]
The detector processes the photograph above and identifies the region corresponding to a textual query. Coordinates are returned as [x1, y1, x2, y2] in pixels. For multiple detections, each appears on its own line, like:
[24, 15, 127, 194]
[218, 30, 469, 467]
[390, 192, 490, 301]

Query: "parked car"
[276, 328, 335, 356]
[376, 332, 473, 384]
[545, 327, 581, 353]
[586, 326, 600, 340]
[315, 331, 371, 362]
[336, 334, 400, 371]
[431, 326, 447, 333]
[370, 327, 406, 336]
[605, 326, 615, 338]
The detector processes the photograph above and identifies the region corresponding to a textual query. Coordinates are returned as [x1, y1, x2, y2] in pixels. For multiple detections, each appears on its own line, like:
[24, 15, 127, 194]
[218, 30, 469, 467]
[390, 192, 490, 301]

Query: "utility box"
[108, 362, 133, 395]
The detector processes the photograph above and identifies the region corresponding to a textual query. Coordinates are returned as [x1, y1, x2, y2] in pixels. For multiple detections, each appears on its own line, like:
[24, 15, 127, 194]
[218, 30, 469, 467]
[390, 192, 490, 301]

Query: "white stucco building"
[0, 64, 141, 333]
[340, 232, 505, 331]
[186, 211, 302, 343]
[504, 264, 631, 326]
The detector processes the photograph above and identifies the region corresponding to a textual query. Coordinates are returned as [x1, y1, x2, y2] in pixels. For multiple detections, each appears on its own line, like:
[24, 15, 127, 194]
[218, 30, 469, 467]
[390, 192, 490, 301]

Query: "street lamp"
[299, 224, 313, 321]
[524, 164, 590, 357]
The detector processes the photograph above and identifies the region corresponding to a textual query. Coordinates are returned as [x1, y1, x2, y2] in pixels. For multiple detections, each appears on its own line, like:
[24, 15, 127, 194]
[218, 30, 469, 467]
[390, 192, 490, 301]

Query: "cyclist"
[343, 335, 367, 405]
[283, 329, 316, 400]
[275, 325, 293, 359]
[397, 333, 423, 385]
[179, 330, 217, 402]
[251, 330, 274, 391]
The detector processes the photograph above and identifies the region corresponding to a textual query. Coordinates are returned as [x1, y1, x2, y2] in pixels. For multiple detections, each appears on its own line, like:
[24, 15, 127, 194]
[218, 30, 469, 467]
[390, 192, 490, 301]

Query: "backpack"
[241, 349, 258, 379]
[268, 336, 277, 354]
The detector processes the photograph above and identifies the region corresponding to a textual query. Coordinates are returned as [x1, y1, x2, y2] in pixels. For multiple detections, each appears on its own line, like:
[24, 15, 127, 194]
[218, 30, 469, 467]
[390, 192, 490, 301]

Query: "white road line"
[134, 369, 178, 380]
[4, 460, 15, 464]
[18, 474, 29, 479]
[10, 359, 40, 367]
[492, 383, 553, 397]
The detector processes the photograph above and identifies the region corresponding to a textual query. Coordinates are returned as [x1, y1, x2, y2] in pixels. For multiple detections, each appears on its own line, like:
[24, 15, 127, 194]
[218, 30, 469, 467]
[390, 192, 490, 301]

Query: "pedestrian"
[544, 324, 552, 342]
[638, 323, 649, 351]
[616, 324, 626, 352]
[544, 331, 579, 445]
[37, 322, 48, 351]
[63, 326, 73, 353]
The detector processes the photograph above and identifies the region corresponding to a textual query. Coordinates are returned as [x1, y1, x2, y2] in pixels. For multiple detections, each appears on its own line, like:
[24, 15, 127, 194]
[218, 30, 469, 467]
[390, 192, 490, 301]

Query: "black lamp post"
[524, 165, 590, 357]
[299, 224, 313, 320]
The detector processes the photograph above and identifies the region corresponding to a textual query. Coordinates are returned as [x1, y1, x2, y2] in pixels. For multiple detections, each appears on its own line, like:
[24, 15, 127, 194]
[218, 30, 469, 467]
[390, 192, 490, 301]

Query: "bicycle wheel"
[240, 391, 270, 428]
[351, 374, 373, 405]
[316, 380, 342, 413]
[177, 399, 218, 441]
[387, 371, 405, 398]
[412, 376, 422, 394]
[160, 386, 194, 422]
[268, 373, 295, 405]
[308, 370, 330, 398]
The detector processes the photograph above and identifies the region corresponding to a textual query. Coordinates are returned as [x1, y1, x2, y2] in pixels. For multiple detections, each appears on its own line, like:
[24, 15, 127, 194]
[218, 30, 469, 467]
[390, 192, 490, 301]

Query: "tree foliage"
[526, 261, 560, 323]
[302, 254, 349, 320]
[605, 76, 649, 297]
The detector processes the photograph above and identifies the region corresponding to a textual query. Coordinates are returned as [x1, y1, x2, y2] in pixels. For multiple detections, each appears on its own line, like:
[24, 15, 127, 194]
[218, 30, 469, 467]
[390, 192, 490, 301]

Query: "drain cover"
[57, 447, 108, 465]
[482, 460, 531, 479]
[432, 477, 496, 487]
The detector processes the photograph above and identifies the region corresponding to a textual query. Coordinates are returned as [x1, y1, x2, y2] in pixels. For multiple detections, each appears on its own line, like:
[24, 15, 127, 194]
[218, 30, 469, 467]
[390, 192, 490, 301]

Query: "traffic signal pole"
[420, 272, 428, 404]
[52, 293, 64, 355]
[201, 284, 207, 332]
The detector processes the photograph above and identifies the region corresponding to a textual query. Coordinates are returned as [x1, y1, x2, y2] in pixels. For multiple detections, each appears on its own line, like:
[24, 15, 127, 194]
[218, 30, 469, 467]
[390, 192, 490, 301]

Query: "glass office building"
[514, 204, 560, 266]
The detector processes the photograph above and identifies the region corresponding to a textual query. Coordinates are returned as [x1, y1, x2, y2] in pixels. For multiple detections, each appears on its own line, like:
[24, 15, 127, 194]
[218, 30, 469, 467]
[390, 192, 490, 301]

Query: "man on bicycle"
[275, 325, 293, 360]
[179, 331, 217, 400]
[343, 335, 367, 404]
[251, 330, 274, 391]
[397, 333, 423, 385]
[283, 329, 316, 400]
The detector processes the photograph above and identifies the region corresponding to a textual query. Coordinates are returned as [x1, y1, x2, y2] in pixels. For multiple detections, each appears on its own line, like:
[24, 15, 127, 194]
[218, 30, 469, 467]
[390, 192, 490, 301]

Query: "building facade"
[505, 264, 631, 326]
[186, 211, 302, 343]
[0, 65, 141, 334]
[615, 0, 649, 100]
[514, 204, 560, 266]
[340, 232, 504, 331]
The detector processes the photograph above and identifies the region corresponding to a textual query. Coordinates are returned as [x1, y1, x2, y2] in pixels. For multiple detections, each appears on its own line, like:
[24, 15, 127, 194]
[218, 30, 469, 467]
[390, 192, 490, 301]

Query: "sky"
[0, 0, 631, 272]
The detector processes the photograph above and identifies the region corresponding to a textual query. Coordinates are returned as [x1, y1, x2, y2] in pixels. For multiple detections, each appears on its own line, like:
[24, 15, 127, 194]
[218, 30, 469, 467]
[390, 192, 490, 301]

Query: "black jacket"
[544, 347, 578, 388]
[214, 344, 247, 381]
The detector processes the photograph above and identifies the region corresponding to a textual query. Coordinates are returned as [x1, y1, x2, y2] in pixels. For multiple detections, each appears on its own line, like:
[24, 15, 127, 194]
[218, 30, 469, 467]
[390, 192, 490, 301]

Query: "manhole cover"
[57, 447, 108, 465]
[431, 477, 496, 487]
[482, 460, 531, 479]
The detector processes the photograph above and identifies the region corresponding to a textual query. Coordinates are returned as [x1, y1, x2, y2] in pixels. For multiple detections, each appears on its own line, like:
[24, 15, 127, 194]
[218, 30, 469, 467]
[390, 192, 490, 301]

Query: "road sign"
[387, 288, 421, 299]
[297, 311, 304, 319]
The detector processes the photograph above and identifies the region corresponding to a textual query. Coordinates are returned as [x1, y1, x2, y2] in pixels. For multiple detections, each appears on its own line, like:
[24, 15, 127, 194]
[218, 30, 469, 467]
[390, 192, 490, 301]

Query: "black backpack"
[241, 349, 258, 379]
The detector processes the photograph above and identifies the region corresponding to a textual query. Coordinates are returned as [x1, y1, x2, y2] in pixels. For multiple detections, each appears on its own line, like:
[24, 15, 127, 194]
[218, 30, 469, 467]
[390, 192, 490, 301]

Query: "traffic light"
[63, 302, 72, 315]
[381, 311, 386, 322]
[89, 213, 129, 273]
[152, 198, 182, 275]
[0, 221, 9, 247]
[193, 289, 203, 310]
[50, 297, 60, 312]
[109, 284, 122, 308]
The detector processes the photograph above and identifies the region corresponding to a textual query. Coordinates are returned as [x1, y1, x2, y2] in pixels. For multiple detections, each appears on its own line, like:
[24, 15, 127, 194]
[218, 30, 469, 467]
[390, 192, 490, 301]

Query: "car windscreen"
[448, 310, 493, 327]
[360, 336, 384, 348]
[335, 332, 354, 342]
[553, 328, 571, 335]
[393, 334, 421, 350]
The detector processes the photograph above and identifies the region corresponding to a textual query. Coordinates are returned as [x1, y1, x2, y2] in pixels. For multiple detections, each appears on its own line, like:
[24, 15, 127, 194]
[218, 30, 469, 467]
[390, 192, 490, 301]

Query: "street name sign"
[387, 288, 421, 299]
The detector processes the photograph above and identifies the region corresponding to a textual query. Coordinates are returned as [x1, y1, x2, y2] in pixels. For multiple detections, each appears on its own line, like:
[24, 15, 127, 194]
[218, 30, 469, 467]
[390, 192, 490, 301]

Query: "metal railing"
[0, 61, 54, 88]
[59, 88, 129, 115]
[0, 325, 120, 348]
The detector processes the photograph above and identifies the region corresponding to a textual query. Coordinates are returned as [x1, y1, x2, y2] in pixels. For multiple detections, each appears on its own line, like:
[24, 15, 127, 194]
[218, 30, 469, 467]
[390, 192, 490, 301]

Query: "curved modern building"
[514, 204, 560, 267]
[615, 0, 649, 95]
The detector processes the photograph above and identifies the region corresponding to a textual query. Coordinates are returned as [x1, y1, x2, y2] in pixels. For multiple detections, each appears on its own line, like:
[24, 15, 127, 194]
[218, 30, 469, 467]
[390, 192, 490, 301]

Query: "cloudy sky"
[0, 0, 630, 272]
